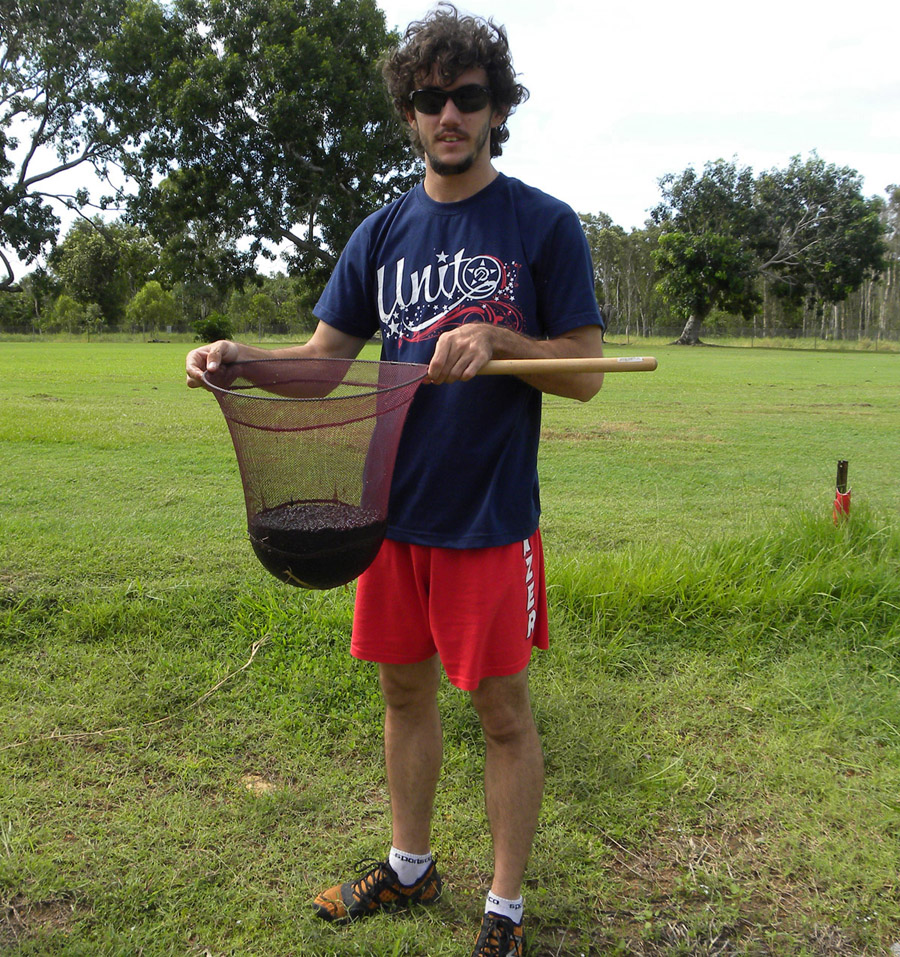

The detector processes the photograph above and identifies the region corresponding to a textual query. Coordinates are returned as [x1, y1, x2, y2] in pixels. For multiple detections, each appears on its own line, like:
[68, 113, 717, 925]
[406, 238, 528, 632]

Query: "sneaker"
[312, 858, 442, 923]
[471, 911, 525, 957]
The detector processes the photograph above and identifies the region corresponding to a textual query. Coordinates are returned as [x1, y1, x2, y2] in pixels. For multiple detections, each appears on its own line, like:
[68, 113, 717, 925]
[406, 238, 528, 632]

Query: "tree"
[144, 179, 260, 293]
[651, 159, 761, 344]
[243, 291, 274, 340]
[193, 312, 233, 342]
[755, 155, 886, 314]
[619, 224, 668, 338]
[0, 0, 131, 289]
[45, 293, 86, 333]
[580, 212, 626, 326]
[125, 280, 177, 334]
[110, 0, 418, 285]
[0, 284, 31, 331]
[652, 155, 886, 344]
[45, 217, 158, 326]
[46, 220, 118, 326]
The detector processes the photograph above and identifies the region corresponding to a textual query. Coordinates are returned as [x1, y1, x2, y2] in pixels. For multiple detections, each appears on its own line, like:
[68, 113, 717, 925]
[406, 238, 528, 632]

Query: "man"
[186, 6, 604, 954]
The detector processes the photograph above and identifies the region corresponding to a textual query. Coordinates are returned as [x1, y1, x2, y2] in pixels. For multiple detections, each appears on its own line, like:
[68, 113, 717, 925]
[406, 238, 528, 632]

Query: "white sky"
[379, 0, 900, 227]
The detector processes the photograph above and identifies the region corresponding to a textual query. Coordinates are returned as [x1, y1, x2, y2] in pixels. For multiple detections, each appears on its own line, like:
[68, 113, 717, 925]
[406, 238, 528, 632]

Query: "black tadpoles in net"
[204, 358, 427, 589]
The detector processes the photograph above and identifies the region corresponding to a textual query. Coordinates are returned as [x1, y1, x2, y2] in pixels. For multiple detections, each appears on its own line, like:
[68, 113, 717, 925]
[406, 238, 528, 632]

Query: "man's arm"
[185, 321, 369, 388]
[426, 322, 605, 401]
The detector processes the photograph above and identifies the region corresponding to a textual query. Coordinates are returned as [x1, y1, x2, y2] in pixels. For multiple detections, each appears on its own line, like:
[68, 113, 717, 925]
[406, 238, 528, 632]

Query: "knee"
[477, 705, 536, 746]
[379, 659, 441, 712]
[471, 675, 537, 745]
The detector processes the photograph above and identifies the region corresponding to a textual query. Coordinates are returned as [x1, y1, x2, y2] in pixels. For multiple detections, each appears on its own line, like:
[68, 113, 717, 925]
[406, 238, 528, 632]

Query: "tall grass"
[550, 507, 900, 659]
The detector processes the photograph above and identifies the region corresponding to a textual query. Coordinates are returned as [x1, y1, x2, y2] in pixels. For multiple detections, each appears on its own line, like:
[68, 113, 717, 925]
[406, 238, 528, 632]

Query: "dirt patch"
[240, 772, 276, 794]
[1, 894, 85, 946]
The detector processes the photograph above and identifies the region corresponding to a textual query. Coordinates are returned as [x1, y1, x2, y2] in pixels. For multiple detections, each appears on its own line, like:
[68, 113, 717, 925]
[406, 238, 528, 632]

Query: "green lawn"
[1, 340, 899, 955]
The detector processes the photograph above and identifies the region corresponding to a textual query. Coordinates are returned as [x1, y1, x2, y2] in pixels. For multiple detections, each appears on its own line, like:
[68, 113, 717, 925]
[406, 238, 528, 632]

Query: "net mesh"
[204, 358, 427, 589]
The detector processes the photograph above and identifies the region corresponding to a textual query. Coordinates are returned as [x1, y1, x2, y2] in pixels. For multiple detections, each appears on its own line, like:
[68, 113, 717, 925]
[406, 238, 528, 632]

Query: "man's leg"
[469, 668, 544, 900]
[312, 655, 443, 923]
[379, 656, 443, 854]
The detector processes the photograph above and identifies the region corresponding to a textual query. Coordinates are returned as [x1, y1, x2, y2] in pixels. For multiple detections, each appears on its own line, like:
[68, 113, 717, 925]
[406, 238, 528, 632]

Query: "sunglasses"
[408, 84, 492, 115]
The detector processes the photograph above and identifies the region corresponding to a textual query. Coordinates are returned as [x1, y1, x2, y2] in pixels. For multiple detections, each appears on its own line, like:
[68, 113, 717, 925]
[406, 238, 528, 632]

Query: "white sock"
[485, 891, 524, 924]
[389, 846, 432, 886]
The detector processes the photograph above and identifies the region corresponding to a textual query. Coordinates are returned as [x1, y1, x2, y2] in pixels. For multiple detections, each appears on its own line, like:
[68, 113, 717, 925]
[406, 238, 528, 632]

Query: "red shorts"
[352, 530, 549, 690]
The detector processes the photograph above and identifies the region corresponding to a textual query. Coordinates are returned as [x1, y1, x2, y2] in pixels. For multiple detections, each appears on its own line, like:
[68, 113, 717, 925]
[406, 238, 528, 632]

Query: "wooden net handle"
[477, 356, 657, 375]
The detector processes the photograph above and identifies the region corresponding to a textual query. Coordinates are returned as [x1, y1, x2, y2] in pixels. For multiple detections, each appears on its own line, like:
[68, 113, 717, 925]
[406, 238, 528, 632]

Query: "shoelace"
[477, 916, 517, 956]
[349, 859, 393, 898]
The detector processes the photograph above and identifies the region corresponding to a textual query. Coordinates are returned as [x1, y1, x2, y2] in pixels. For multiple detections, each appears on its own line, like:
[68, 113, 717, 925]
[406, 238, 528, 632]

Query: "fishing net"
[203, 357, 427, 589]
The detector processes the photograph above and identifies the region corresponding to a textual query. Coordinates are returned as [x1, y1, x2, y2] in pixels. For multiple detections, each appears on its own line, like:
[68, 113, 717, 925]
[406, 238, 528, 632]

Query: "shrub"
[192, 312, 233, 342]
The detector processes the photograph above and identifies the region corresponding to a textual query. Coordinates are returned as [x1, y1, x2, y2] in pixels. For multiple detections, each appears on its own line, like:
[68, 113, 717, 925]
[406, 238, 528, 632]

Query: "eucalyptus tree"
[579, 212, 627, 327]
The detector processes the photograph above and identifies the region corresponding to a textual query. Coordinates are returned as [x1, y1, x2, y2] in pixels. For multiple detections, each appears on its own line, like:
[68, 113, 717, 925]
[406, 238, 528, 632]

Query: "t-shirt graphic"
[378, 247, 526, 347]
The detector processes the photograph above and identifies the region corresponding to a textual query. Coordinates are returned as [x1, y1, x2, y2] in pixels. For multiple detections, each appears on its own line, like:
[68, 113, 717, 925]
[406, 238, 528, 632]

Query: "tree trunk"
[673, 314, 704, 344]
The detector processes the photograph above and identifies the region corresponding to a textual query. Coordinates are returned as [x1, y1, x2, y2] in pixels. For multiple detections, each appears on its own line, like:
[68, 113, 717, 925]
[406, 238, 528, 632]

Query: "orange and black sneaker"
[471, 911, 525, 957]
[312, 858, 442, 924]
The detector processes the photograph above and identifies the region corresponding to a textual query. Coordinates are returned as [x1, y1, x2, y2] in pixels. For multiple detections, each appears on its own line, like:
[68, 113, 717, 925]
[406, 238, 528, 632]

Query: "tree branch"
[0, 248, 17, 289]
[274, 225, 336, 268]
[20, 139, 101, 191]
[15, 105, 50, 187]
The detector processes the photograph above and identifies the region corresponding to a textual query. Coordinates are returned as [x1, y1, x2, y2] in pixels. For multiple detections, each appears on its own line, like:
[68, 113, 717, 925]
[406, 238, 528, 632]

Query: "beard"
[423, 116, 492, 177]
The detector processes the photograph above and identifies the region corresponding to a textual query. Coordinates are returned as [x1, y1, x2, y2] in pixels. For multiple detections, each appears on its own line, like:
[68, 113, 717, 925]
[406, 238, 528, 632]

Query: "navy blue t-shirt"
[315, 173, 603, 548]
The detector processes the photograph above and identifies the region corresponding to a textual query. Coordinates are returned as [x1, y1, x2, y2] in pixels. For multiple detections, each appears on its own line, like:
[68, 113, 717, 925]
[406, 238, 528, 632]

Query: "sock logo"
[394, 852, 431, 864]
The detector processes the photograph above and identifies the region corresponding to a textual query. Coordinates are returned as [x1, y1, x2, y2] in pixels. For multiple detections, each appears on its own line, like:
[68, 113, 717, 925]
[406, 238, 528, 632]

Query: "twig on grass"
[0, 635, 270, 752]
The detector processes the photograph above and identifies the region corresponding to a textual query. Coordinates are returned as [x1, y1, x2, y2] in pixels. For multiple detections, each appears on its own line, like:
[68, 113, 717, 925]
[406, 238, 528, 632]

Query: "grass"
[1, 340, 899, 955]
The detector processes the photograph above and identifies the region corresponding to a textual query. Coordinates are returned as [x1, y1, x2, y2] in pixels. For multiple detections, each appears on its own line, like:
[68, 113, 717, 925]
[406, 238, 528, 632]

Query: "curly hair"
[381, 3, 529, 159]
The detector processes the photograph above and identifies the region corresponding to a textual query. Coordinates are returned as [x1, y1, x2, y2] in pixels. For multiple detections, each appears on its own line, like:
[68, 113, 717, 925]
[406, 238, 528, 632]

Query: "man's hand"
[426, 322, 497, 384]
[185, 323, 369, 390]
[426, 322, 605, 401]
[185, 339, 241, 388]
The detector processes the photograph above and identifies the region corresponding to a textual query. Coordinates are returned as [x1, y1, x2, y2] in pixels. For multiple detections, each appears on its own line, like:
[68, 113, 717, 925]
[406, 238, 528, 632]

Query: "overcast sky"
[379, 0, 900, 228]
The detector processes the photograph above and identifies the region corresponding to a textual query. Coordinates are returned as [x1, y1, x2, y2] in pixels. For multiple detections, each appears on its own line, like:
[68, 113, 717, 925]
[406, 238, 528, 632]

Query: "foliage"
[45, 292, 88, 333]
[2, 0, 418, 294]
[125, 280, 177, 332]
[755, 154, 887, 306]
[579, 212, 625, 319]
[649, 155, 887, 344]
[654, 229, 759, 326]
[0, 284, 32, 330]
[227, 272, 318, 335]
[108, 0, 419, 285]
[193, 310, 233, 342]
[579, 214, 669, 337]
[45, 218, 145, 326]
[0, 0, 133, 288]
[651, 160, 766, 343]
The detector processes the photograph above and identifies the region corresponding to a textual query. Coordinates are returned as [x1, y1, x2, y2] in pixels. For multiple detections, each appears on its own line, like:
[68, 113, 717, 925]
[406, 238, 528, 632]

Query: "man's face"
[407, 67, 504, 177]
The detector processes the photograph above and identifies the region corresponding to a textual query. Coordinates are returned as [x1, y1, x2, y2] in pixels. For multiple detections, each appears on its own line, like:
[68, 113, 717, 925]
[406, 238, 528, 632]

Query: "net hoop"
[202, 357, 429, 433]
[202, 357, 428, 402]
